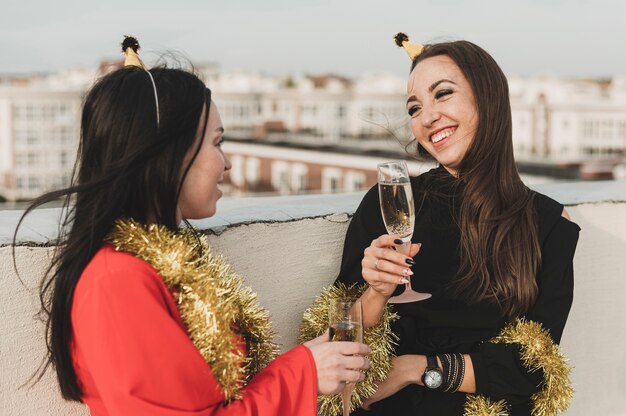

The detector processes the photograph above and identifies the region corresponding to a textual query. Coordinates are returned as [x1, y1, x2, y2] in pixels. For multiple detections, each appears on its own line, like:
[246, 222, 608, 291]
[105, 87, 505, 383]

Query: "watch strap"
[426, 354, 439, 370]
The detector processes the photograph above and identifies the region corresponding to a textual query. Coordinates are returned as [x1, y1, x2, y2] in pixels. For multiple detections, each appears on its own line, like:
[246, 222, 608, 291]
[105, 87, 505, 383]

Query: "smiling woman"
[323, 34, 581, 415]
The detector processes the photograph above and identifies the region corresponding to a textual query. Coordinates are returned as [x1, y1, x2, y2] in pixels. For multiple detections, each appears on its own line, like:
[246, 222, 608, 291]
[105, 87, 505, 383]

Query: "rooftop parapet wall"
[1, 181, 625, 415]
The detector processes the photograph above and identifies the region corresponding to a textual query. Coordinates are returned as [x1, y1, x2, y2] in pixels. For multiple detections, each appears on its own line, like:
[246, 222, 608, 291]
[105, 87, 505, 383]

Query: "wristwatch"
[421, 355, 444, 389]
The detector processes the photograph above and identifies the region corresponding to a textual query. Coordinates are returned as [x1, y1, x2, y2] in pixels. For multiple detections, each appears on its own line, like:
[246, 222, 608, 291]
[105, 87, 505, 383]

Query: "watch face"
[425, 370, 443, 389]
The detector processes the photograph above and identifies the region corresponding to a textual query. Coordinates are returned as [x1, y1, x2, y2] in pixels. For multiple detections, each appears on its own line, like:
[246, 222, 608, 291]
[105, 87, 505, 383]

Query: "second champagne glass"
[329, 298, 363, 416]
[377, 161, 431, 303]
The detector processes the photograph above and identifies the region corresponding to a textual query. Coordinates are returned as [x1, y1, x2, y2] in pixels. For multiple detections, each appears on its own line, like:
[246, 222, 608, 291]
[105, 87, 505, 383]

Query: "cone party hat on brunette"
[120, 36, 160, 127]
[122, 36, 148, 69]
[393, 32, 424, 61]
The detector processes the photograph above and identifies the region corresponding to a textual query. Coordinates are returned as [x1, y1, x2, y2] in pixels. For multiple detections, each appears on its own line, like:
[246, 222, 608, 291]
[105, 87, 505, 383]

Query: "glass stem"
[397, 240, 413, 291]
[341, 384, 354, 416]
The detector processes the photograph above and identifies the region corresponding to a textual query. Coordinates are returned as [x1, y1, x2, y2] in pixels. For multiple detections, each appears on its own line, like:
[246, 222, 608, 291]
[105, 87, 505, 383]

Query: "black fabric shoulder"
[360, 183, 380, 211]
[532, 191, 567, 246]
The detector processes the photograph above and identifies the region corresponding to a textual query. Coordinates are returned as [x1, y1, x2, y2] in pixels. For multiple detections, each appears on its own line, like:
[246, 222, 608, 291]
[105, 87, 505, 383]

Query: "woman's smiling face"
[406, 55, 478, 176]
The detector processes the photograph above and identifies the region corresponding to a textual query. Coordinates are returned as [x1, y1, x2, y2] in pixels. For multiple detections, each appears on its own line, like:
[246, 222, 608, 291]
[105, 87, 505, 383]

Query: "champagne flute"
[329, 298, 363, 416]
[377, 161, 431, 303]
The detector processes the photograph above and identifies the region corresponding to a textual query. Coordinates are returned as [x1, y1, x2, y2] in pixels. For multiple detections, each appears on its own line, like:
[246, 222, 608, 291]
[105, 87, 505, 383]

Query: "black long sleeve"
[334, 168, 580, 415]
[471, 214, 580, 404]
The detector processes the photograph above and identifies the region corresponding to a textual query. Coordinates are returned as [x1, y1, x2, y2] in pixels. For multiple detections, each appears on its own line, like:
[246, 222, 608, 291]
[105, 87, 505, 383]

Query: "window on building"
[617, 121, 625, 139]
[246, 157, 261, 185]
[229, 155, 244, 187]
[13, 105, 23, 119]
[601, 120, 613, 139]
[15, 153, 26, 167]
[28, 176, 40, 192]
[271, 161, 290, 194]
[290, 163, 308, 192]
[43, 105, 53, 119]
[345, 171, 366, 192]
[60, 126, 72, 143]
[27, 130, 38, 144]
[322, 167, 342, 193]
[581, 120, 592, 138]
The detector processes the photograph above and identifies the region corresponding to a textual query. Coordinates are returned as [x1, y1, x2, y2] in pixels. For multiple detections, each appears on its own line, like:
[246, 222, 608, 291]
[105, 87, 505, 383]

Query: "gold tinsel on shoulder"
[488, 318, 573, 416]
[464, 395, 510, 416]
[298, 283, 398, 416]
[106, 219, 279, 402]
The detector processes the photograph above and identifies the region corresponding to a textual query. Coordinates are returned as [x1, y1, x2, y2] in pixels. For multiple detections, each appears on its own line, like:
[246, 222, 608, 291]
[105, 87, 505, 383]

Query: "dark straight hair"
[411, 41, 541, 319]
[14, 66, 211, 401]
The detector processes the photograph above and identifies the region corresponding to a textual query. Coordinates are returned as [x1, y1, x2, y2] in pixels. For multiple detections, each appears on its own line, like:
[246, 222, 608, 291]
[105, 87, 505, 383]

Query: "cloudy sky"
[1, 0, 624, 78]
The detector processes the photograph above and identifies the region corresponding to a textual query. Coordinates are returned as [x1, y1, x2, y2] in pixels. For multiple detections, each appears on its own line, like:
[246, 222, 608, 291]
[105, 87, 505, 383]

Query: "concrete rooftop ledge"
[1, 180, 625, 246]
[2, 181, 626, 415]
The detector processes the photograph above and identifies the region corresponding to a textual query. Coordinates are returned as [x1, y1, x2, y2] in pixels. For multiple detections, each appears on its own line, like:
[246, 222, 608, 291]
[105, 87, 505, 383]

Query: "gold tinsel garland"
[106, 219, 279, 402]
[464, 395, 510, 416]
[464, 318, 573, 416]
[298, 283, 398, 416]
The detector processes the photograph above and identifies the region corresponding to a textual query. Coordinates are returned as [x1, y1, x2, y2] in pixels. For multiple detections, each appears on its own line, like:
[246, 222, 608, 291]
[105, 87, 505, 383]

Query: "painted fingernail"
[394, 239, 403, 245]
[405, 258, 415, 265]
[417, 243, 423, 248]
[399, 278, 409, 284]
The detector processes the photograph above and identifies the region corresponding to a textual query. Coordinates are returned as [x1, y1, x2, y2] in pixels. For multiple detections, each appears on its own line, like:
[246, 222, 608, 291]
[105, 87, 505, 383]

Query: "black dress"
[335, 167, 580, 416]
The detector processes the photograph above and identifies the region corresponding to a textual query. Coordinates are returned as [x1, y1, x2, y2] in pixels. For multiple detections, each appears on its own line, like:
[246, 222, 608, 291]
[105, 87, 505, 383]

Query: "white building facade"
[510, 76, 626, 165]
[0, 71, 90, 200]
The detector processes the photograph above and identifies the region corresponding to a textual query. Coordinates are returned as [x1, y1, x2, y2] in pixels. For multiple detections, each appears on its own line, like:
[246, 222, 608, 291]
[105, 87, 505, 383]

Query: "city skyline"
[1, 0, 626, 79]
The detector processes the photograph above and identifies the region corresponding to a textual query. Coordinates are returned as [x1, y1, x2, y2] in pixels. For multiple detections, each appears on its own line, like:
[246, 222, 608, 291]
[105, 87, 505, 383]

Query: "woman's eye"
[435, 89, 453, 100]
[408, 106, 420, 117]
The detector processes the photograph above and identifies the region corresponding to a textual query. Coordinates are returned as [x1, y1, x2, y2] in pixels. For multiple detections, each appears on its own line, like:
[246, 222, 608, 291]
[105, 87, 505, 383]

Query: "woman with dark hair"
[16, 37, 370, 416]
[330, 35, 580, 415]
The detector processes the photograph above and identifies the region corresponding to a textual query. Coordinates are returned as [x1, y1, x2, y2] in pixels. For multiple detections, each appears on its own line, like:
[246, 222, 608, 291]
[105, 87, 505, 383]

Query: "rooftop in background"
[1, 64, 625, 202]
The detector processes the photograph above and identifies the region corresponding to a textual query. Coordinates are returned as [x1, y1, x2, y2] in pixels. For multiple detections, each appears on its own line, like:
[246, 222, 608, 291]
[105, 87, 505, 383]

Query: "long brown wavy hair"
[411, 41, 541, 319]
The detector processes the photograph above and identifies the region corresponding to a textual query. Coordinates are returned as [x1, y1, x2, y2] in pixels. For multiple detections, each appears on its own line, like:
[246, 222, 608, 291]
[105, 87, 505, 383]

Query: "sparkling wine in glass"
[329, 299, 363, 416]
[377, 161, 431, 303]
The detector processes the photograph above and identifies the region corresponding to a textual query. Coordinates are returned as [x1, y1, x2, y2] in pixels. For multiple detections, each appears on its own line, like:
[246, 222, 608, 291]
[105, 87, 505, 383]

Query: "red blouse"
[71, 244, 317, 415]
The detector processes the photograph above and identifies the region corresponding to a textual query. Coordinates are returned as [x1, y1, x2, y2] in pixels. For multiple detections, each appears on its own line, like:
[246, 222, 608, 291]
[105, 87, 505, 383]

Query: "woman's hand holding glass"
[303, 332, 370, 395]
[362, 234, 422, 298]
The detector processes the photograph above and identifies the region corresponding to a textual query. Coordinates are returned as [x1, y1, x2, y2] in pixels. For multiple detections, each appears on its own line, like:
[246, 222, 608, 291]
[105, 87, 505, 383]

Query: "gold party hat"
[393, 32, 424, 60]
[122, 36, 147, 69]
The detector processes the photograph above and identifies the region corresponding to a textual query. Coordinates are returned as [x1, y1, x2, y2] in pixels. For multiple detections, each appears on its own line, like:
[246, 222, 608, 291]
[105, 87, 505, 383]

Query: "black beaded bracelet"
[451, 353, 465, 393]
[437, 352, 464, 393]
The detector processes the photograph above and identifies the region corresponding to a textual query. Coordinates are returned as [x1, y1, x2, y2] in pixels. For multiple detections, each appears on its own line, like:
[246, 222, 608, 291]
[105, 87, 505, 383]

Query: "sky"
[1, 0, 625, 79]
